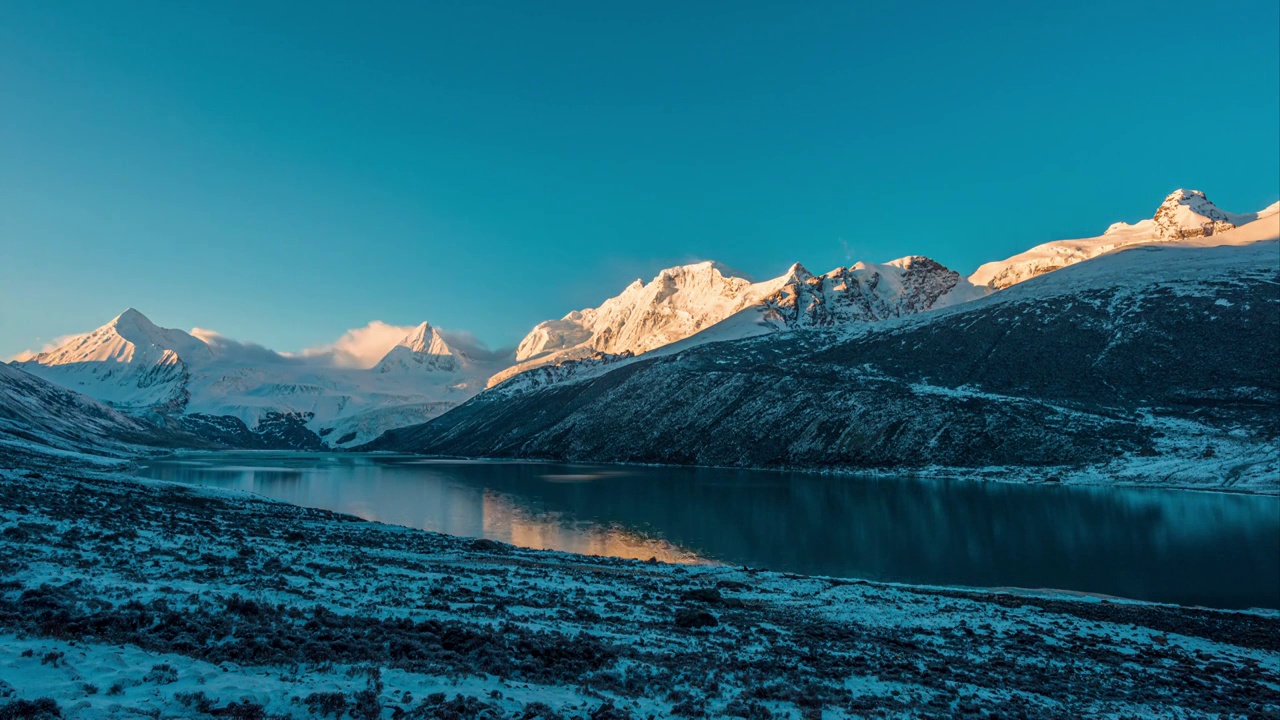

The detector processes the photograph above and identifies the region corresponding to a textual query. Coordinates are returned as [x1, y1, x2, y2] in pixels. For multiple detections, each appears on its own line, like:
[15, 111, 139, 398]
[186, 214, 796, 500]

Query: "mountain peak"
[110, 307, 160, 335]
[654, 260, 751, 284]
[1151, 189, 1235, 239]
[782, 262, 813, 283]
[14, 308, 208, 410]
[400, 321, 441, 353]
[1161, 188, 1209, 206]
[972, 188, 1272, 290]
[375, 321, 459, 373]
[885, 255, 943, 271]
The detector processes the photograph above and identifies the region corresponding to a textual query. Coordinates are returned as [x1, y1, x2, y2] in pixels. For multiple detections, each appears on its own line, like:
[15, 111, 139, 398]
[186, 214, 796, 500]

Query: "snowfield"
[0, 464, 1277, 718]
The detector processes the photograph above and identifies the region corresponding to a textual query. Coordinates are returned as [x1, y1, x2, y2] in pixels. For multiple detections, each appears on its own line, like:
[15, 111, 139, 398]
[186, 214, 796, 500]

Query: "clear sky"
[2, 1, 1277, 358]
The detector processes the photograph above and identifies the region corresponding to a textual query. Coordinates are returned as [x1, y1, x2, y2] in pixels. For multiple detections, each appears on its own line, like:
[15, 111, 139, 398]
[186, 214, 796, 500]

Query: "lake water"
[136, 453, 1280, 610]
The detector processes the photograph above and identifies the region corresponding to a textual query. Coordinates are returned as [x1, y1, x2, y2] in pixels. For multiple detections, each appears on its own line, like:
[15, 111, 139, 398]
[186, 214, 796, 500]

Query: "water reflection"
[136, 453, 1280, 609]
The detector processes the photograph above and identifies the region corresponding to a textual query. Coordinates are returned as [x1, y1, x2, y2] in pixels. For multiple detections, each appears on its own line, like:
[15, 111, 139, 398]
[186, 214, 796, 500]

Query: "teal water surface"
[136, 453, 1280, 610]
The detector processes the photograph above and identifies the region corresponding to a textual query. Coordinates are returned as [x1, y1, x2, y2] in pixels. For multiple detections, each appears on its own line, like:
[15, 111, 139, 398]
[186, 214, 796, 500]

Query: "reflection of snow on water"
[541, 474, 603, 483]
[480, 489, 709, 565]
[194, 465, 306, 474]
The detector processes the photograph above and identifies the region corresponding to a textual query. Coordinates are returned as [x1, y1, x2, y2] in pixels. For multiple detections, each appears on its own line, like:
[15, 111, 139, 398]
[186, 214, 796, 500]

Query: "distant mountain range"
[11, 311, 505, 448]
[4, 188, 1278, 487]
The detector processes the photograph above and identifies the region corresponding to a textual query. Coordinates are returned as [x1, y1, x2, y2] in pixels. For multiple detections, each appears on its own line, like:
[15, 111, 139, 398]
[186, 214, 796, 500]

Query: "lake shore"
[1, 462, 1278, 719]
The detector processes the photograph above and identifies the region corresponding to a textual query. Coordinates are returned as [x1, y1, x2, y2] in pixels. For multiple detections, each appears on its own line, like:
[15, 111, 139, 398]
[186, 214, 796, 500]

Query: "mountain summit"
[10, 188, 1277, 454]
[13, 311, 497, 448]
[1149, 189, 1236, 240]
[32, 308, 210, 368]
[374, 322, 462, 373]
[762, 256, 982, 329]
[492, 260, 793, 386]
[970, 189, 1272, 289]
[17, 308, 210, 409]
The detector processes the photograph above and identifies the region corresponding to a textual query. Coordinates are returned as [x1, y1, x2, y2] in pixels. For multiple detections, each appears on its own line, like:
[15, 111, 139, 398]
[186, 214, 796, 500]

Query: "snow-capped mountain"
[17, 308, 209, 411]
[378, 213, 1280, 490]
[12, 186, 1277, 457]
[490, 257, 982, 390]
[489, 255, 987, 394]
[760, 256, 987, 329]
[15, 312, 507, 448]
[373, 322, 462, 374]
[970, 189, 1278, 289]
[498, 190, 1277, 395]
[492, 261, 798, 387]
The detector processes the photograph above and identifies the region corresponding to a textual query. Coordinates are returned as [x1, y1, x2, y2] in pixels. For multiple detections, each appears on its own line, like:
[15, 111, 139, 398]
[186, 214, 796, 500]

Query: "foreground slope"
[1, 468, 1276, 717]
[379, 223, 1280, 490]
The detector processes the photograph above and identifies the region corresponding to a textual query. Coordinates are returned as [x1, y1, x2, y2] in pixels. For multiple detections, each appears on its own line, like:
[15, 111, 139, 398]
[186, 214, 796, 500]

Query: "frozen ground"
[0, 459, 1277, 719]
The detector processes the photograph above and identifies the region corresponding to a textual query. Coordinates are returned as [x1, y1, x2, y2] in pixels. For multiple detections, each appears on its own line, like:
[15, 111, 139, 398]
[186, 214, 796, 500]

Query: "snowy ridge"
[491, 261, 797, 387]
[969, 189, 1272, 289]
[490, 256, 984, 395]
[15, 312, 508, 448]
[17, 308, 210, 410]
[489, 256, 980, 392]
[969, 207, 1280, 306]
[11, 186, 1278, 451]
[761, 255, 987, 329]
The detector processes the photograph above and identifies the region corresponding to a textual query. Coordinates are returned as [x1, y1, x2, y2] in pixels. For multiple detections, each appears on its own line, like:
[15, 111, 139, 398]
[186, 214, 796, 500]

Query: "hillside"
[0, 363, 200, 465]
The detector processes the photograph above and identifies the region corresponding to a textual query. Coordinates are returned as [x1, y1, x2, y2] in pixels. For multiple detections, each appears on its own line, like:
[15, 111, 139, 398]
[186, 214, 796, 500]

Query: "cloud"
[191, 328, 299, 365]
[8, 334, 87, 362]
[295, 321, 417, 369]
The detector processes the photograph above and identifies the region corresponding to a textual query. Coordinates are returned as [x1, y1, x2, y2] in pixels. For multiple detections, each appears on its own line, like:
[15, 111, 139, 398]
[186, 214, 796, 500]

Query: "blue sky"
[2, 1, 1277, 358]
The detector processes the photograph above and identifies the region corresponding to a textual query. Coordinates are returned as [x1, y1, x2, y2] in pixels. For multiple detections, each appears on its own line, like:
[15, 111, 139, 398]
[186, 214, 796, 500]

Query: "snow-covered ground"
[1, 462, 1277, 718]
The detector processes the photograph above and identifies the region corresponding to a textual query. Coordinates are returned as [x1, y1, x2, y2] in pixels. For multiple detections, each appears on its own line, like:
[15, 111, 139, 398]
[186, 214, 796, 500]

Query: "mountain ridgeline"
[375, 231, 1280, 489]
[5, 189, 1278, 487]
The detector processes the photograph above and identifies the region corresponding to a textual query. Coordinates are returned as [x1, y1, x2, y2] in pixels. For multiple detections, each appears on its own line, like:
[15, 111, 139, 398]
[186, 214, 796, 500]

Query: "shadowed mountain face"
[375, 238, 1280, 488]
[0, 363, 210, 464]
